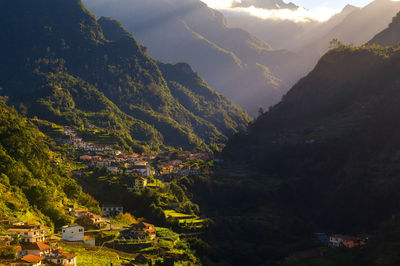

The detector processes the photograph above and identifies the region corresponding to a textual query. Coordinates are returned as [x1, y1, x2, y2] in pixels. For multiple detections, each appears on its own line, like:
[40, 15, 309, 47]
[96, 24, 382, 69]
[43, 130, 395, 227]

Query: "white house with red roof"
[9, 225, 48, 243]
[17, 242, 51, 258]
[46, 250, 77, 266]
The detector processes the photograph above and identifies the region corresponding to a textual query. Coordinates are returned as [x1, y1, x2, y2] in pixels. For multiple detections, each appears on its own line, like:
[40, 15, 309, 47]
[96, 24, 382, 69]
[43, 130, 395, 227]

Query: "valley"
[1, 0, 400, 265]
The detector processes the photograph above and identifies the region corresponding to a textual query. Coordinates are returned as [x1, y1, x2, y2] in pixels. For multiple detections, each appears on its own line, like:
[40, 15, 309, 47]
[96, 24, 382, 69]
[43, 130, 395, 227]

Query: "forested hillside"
[0, 99, 99, 228]
[224, 43, 400, 233]
[0, 0, 249, 152]
[83, 0, 297, 116]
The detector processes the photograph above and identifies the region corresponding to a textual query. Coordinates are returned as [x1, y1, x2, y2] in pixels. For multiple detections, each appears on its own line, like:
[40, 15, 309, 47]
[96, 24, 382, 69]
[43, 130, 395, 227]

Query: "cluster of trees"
[0, 100, 99, 228]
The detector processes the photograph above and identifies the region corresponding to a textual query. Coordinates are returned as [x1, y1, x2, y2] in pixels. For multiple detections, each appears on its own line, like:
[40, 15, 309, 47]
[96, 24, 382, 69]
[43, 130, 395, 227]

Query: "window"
[79, 229, 83, 232]
[63, 230, 65, 233]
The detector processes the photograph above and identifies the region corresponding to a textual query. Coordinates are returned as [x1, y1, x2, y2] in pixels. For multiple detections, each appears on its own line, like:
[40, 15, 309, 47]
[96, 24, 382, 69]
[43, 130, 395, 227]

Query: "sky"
[200, 0, 381, 22]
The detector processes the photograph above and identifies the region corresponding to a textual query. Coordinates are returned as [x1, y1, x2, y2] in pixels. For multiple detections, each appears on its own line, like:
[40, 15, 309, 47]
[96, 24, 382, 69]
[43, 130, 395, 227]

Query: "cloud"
[201, 0, 241, 9]
[201, 1, 340, 22]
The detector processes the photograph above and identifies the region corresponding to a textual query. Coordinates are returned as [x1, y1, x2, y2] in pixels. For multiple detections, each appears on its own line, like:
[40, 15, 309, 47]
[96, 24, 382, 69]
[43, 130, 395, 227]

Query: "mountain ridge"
[83, 0, 297, 116]
[0, 0, 250, 151]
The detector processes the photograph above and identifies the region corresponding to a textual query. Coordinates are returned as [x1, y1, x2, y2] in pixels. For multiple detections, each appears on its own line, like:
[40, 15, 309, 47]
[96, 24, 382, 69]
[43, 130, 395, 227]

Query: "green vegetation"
[111, 213, 137, 228]
[0, 0, 250, 152]
[0, 100, 100, 228]
[78, 169, 200, 227]
[60, 242, 133, 266]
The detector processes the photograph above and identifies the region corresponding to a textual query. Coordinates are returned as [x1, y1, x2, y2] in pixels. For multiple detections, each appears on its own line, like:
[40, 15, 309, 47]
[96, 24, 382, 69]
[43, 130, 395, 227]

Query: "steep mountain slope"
[0, 99, 99, 228]
[224, 44, 400, 233]
[83, 0, 297, 116]
[369, 11, 400, 46]
[311, 0, 400, 56]
[0, 0, 250, 151]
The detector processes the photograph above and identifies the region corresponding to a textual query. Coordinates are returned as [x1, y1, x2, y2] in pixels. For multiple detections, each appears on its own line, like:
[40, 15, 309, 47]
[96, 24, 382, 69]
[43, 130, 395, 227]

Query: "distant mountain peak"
[232, 0, 299, 9]
[342, 4, 358, 12]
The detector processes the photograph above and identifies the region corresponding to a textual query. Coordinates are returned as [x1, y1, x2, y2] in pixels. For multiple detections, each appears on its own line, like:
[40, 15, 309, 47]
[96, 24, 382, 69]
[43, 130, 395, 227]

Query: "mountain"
[232, 0, 298, 9]
[224, 44, 400, 233]
[0, 99, 99, 228]
[0, 0, 250, 151]
[224, 4, 359, 50]
[369, 11, 400, 46]
[83, 0, 298, 116]
[310, 0, 400, 56]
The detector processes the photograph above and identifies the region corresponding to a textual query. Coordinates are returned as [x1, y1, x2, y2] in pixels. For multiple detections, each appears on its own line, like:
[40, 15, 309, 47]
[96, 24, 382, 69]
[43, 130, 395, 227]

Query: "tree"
[258, 107, 264, 117]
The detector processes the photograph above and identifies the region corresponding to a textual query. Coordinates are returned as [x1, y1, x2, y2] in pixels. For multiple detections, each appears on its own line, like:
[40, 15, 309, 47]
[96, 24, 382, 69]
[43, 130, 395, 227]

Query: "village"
[0, 125, 371, 265]
[0, 208, 181, 265]
[61, 126, 210, 184]
[0, 125, 214, 265]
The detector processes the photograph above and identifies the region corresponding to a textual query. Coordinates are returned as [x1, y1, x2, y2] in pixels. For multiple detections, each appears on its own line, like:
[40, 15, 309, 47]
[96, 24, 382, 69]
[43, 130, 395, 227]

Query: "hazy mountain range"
[83, 0, 300, 116]
[83, 0, 400, 117]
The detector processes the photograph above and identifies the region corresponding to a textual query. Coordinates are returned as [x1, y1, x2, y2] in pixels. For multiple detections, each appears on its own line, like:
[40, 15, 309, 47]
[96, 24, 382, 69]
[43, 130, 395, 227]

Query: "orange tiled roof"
[22, 242, 51, 251]
[131, 222, 153, 229]
[59, 251, 76, 259]
[21, 254, 43, 263]
[147, 228, 156, 234]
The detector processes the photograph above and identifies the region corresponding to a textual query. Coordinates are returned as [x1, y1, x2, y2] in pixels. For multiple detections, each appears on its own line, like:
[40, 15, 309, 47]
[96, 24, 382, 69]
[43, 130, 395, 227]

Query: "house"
[107, 166, 119, 173]
[62, 224, 84, 242]
[330, 234, 365, 248]
[11, 254, 44, 266]
[127, 164, 151, 177]
[76, 212, 103, 228]
[9, 225, 48, 243]
[341, 235, 366, 248]
[160, 165, 173, 175]
[329, 235, 342, 247]
[17, 242, 51, 258]
[133, 178, 148, 191]
[46, 250, 77, 266]
[84, 235, 95, 246]
[131, 161, 151, 177]
[102, 205, 124, 217]
[120, 222, 156, 241]
[79, 155, 92, 161]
